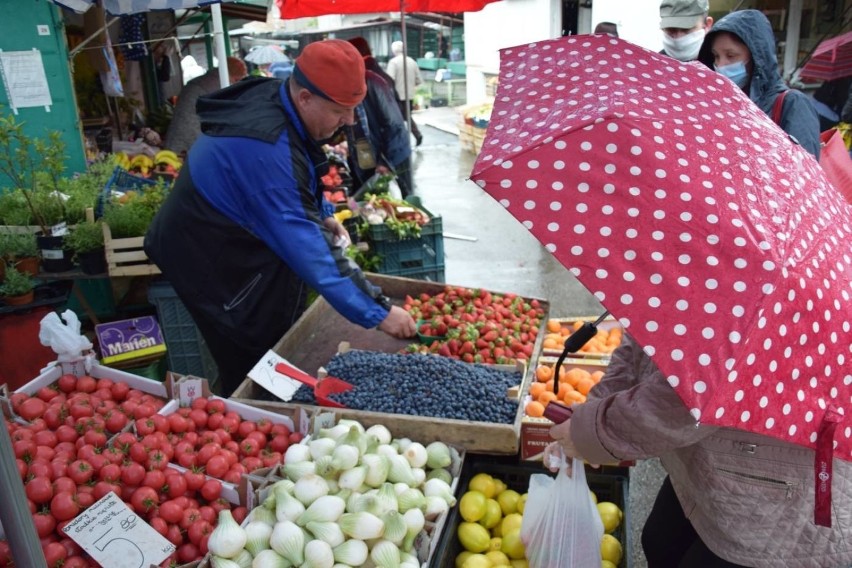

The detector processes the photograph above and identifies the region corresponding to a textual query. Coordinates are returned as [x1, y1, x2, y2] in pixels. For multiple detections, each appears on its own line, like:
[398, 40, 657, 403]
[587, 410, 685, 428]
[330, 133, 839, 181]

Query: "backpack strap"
[772, 90, 789, 125]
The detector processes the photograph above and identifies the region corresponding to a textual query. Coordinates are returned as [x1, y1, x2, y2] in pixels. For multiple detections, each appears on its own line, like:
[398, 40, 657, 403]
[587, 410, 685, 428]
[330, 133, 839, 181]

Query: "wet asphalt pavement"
[409, 109, 664, 567]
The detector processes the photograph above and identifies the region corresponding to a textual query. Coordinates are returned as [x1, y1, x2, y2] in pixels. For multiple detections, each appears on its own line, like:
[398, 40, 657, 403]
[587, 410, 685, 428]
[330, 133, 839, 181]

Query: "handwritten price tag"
[62, 492, 175, 568]
[248, 350, 302, 402]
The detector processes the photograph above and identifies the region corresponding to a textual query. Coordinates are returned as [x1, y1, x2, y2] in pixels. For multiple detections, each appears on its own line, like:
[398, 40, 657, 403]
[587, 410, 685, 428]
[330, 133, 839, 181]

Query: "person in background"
[268, 59, 293, 80]
[698, 10, 821, 159]
[164, 56, 248, 156]
[812, 77, 852, 131]
[145, 40, 416, 395]
[386, 40, 424, 147]
[544, 334, 852, 567]
[594, 21, 619, 37]
[347, 37, 414, 197]
[659, 0, 713, 62]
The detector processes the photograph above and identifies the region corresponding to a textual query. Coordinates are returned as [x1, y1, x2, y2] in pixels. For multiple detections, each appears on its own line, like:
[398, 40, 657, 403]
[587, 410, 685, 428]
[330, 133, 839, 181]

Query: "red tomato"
[177, 542, 200, 564]
[42, 541, 67, 567]
[67, 460, 94, 485]
[98, 463, 121, 483]
[68, 402, 93, 420]
[190, 397, 208, 412]
[13, 439, 37, 461]
[222, 470, 241, 484]
[119, 461, 145, 486]
[62, 557, 89, 568]
[219, 416, 239, 434]
[207, 413, 224, 430]
[101, 446, 125, 466]
[186, 519, 212, 545]
[36, 387, 60, 403]
[33, 429, 58, 449]
[52, 476, 76, 495]
[147, 450, 169, 471]
[18, 397, 47, 421]
[110, 381, 130, 402]
[204, 455, 228, 479]
[150, 516, 169, 537]
[184, 470, 205, 492]
[237, 420, 257, 438]
[166, 473, 188, 499]
[143, 469, 167, 492]
[26, 476, 54, 504]
[27, 459, 51, 479]
[168, 414, 189, 434]
[159, 500, 183, 524]
[75, 491, 94, 509]
[32, 511, 56, 538]
[16, 458, 27, 479]
[135, 417, 157, 437]
[270, 423, 291, 437]
[239, 439, 260, 458]
[195, 443, 219, 466]
[57, 374, 77, 393]
[209, 497, 230, 514]
[231, 506, 248, 524]
[243, 456, 265, 472]
[269, 434, 290, 454]
[206, 399, 226, 414]
[113, 431, 137, 450]
[197, 506, 216, 524]
[132, 403, 157, 420]
[50, 491, 80, 521]
[129, 442, 150, 464]
[58, 538, 81, 558]
[104, 411, 128, 434]
[92, 481, 120, 501]
[289, 432, 304, 444]
[130, 486, 159, 515]
[199, 479, 222, 501]
[54, 425, 77, 444]
[75, 376, 96, 394]
[255, 418, 273, 435]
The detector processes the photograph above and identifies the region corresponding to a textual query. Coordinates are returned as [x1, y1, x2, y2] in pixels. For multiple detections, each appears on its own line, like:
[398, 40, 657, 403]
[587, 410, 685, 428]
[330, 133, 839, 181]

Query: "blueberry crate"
[95, 166, 157, 218]
[431, 456, 631, 568]
[147, 281, 218, 386]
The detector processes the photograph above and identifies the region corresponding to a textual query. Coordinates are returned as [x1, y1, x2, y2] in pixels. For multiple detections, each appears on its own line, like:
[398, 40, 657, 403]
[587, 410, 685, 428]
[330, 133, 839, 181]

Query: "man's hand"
[378, 305, 416, 338]
[323, 216, 351, 248]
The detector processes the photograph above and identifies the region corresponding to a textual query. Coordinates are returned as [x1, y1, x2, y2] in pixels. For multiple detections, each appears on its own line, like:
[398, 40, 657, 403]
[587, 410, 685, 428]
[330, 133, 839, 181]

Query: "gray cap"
[660, 0, 709, 29]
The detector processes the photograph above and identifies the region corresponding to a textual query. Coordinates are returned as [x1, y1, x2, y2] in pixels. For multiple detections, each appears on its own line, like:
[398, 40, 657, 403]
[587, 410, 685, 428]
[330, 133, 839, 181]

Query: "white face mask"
[662, 28, 705, 61]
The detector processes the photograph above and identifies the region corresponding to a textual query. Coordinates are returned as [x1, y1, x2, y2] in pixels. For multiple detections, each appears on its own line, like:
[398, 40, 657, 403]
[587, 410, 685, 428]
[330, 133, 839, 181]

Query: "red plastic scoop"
[274, 362, 353, 408]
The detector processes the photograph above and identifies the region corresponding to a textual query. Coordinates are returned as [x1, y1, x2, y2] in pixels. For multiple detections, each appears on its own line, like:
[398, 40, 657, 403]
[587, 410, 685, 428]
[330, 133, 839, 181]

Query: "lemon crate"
[365, 203, 444, 279]
[431, 456, 631, 567]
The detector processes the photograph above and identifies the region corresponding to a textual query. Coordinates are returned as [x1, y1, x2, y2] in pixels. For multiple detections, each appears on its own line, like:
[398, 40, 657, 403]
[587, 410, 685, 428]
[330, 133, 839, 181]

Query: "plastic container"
[431, 457, 631, 568]
[365, 197, 444, 277]
[95, 166, 157, 218]
[416, 319, 447, 345]
[147, 281, 218, 385]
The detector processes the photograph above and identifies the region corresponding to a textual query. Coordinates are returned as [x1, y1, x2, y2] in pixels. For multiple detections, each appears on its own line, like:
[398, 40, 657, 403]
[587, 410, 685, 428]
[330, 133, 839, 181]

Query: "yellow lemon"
[510, 561, 529, 568]
[455, 551, 474, 568]
[516, 493, 528, 514]
[500, 529, 526, 560]
[485, 550, 511, 566]
[501, 513, 523, 537]
[458, 522, 492, 553]
[460, 490, 488, 522]
[497, 489, 522, 516]
[600, 534, 623, 565]
[601, 561, 617, 568]
[589, 490, 598, 505]
[469, 473, 498, 498]
[492, 478, 507, 495]
[461, 553, 493, 568]
[489, 537, 503, 552]
[597, 502, 623, 534]
[479, 499, 503, 529]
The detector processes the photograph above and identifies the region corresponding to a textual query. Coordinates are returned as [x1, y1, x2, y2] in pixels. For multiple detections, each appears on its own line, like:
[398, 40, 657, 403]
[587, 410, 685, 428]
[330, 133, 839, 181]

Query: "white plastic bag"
[39, 310, 94, 365]
[521, 457, 604, 568]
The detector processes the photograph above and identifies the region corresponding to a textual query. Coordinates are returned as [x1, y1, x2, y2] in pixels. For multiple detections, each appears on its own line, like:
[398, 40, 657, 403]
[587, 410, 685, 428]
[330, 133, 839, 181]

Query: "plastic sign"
[62, 491, 175, 568]
[248, 349, 302, 402]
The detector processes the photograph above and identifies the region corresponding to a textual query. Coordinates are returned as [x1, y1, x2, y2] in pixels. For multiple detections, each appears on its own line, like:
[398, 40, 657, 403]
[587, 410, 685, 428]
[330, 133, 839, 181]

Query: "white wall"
[592, 0, 663, 52]
[464, 0, 561, 103]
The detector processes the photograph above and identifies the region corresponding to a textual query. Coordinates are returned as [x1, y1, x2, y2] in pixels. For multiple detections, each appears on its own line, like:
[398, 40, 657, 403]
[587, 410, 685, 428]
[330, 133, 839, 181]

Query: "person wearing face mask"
[697, 10, 821, 159]
[659, 0, 713, 62]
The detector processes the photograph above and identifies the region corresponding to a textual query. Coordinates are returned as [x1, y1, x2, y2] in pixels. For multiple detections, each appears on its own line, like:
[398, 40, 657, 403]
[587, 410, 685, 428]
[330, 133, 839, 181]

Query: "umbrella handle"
[275, 362, 319, 389]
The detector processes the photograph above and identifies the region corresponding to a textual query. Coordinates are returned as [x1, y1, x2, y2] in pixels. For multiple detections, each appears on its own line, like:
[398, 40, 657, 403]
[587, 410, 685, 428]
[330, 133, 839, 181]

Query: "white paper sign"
[62, 492, 175, 568]
[248, 349, 303, 401]
[178, 378, 204, 407]
[0, 49, 52, 112]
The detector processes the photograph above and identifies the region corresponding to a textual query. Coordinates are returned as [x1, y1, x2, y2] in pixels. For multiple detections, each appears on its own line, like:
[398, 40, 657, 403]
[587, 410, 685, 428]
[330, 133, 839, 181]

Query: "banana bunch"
[154, 149, 182, 172]
[113, 152, 131, 170]
[129, 154, 154, 176]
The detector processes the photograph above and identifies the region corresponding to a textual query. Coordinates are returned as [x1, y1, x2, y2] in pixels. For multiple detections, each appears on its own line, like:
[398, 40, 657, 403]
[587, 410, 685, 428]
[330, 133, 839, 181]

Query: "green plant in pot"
[0, 112, 74, 272]
[0, 232, 39, 277]
[0, 266, 35, 306]
[66, 220, 106, 275]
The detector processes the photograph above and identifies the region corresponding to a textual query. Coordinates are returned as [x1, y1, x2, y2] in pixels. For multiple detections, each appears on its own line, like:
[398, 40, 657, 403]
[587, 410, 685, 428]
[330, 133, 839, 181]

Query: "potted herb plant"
[0, 266, 35, 306]
[66, 220, 106, 275]
[2, 232, 39, 277]
[0, 113, 73, 272]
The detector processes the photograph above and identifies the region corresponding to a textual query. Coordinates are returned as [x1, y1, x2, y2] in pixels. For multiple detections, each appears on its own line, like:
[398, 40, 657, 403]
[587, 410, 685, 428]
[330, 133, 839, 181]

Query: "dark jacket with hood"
[698, 10, 821, 159]
[144, 77, 389, 356]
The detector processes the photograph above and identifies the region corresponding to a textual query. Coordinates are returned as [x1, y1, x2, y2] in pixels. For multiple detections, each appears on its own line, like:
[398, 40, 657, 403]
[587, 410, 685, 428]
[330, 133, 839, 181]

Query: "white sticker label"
[178, 378, 204, 407]
[50, 221, 68, 236]
[248, 350, 302, 402]
[62, 492, 175, 568]
[37, 25, 50, 35]
[41, 248, 64, 259]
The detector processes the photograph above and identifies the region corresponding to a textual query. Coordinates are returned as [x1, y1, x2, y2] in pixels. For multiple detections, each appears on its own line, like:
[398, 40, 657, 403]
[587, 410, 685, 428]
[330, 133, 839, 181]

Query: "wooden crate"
[230, 273, 549, 454]
[102, 223, 161, 277]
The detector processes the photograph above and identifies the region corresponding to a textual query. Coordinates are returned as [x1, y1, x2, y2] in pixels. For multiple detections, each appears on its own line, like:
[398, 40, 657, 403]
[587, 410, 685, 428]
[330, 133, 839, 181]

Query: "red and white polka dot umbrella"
[471, 35, 852, 462]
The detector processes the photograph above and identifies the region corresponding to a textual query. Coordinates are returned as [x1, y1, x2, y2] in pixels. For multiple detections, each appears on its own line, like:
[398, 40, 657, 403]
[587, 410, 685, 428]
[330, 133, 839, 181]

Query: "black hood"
[197, 76, 289, 143]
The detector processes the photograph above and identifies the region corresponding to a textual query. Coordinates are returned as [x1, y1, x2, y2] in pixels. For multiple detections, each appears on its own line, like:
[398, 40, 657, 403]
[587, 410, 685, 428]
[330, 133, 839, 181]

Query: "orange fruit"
[542, 337, 560, 350]
[557, 383, 576, 402]
[564, 368, 590, 387]
[560, 326, 572, 337]
[576, 378, 595, 396]
[546, 320, 561, 333]
[565, 390, 586, 404]
[537, 391, 558, 406]
[525, 400, 545, 417]
[535, 365, 553, 383]
[572, 321, 584, 331]
[544, 379, 555, 393]
[529, 382, 546, 399]
[591, 370, 605, 384]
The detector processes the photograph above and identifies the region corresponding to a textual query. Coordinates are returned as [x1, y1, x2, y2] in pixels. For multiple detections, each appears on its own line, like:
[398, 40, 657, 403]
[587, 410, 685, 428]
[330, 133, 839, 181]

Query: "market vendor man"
[145, 40, 416, 395]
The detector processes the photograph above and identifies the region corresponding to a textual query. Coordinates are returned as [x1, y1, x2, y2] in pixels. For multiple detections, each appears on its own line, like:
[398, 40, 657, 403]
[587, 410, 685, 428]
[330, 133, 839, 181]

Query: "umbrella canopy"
[800, 30, 852, 81]
[52, 0, 234, 14]
[245, 44, 289, 65]
[277, 0, 498, 18]
[471, 35, 852, 462]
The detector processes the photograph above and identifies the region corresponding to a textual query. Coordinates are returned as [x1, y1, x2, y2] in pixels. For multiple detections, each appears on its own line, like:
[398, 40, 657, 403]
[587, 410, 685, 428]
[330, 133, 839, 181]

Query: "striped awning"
[800, 30, 852, 81]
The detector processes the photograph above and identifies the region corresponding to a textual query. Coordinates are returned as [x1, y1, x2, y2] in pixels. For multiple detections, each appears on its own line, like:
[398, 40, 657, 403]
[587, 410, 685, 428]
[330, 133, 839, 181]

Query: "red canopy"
[277, 0, 498, 19]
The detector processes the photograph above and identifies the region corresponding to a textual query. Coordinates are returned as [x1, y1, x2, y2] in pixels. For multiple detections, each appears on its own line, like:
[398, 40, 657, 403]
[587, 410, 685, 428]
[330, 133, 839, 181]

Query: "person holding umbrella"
[697, 9, 821, 159]
[145, 40, 416, 395]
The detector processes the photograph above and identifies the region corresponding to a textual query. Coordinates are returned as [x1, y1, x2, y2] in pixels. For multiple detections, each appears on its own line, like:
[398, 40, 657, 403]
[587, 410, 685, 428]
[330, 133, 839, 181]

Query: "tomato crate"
[431, 456, 631, 568]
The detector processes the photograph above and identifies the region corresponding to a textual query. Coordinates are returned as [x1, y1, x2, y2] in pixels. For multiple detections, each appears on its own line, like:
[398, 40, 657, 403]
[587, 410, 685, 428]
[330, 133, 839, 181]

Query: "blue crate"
[147, 282, 218, 384]
[95, 166, 157, 218]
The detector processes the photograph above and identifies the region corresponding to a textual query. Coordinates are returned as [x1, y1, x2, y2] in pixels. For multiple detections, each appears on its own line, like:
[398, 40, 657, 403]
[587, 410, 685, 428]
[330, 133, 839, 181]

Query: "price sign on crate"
[62, 492, 175, 568]
[248, 349, 303, 401]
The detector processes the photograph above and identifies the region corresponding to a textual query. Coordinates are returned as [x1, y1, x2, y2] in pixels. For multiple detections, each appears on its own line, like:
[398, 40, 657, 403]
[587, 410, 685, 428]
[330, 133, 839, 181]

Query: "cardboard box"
[95, 315, 166, 366]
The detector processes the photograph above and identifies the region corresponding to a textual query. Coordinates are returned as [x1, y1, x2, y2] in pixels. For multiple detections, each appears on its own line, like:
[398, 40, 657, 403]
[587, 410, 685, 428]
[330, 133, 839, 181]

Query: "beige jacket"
[385, 54, 423, 102]
[572, 335, 852, 568]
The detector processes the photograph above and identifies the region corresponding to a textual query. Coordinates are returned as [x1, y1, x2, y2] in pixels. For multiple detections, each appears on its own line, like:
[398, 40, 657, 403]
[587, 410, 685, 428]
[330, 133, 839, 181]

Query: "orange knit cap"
[293, 40, 367, 107]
